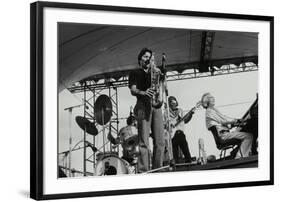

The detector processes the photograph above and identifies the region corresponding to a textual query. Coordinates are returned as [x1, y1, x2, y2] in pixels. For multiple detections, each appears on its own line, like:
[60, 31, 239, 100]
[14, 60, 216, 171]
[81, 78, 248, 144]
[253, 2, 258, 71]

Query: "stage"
[172, 155, 258, 172]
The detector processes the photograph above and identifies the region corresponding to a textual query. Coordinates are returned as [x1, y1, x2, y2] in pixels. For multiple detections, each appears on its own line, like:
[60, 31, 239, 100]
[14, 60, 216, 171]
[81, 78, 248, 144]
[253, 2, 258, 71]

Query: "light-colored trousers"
[220, 130, 253, 158]
[134, 101, 165, 172]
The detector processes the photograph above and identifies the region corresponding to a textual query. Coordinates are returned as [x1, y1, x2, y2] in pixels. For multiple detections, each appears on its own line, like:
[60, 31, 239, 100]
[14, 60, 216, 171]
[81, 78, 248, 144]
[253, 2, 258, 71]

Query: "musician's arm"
[130, 85, 145, 96]
[129, 71, 142, 96]
[107, 132, 119, 145]
[116, 129, 124, 143]
[129, 70, 154, 97]
[222, 116, 239, 125]
[108, 127, 127, 145]
[215, 110, 238, 126]
[183, 109, 194, 124]
[130, 85, 155, 98]
[206, 108, 236, 128]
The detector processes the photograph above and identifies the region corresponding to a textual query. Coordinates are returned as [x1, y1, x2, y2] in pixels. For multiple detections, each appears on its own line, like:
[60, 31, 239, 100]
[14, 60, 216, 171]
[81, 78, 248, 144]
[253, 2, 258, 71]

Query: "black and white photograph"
[2, 0, 281, 201]
[29, 1, 274, 200]
[58, 23, 259, 178]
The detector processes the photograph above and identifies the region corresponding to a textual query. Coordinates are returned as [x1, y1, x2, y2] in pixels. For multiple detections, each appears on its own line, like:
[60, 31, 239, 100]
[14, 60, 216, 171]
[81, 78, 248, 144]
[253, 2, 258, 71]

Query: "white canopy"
[59, 23, 258, 91]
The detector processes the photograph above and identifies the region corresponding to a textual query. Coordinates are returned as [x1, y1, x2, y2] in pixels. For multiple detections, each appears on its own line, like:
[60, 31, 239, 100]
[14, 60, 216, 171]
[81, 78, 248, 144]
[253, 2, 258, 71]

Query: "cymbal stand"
[101, 108, 106, 154]
[64, 103, 83, 177]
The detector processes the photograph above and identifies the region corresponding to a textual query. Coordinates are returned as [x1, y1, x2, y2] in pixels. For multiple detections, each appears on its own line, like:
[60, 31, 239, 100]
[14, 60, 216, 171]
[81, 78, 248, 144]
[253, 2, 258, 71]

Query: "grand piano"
[240, 94, 258, 154]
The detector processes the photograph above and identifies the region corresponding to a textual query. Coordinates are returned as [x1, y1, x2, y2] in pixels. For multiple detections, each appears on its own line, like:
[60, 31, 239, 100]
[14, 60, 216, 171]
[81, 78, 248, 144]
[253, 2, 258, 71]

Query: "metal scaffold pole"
[92, 86, 96, 173]
[68, 108, 72, 177]
[83, 82, 87, 176]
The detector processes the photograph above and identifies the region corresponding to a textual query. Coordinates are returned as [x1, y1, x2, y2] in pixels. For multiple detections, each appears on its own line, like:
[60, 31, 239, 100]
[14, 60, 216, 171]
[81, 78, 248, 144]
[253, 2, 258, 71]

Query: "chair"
[208, 126, 243, 159]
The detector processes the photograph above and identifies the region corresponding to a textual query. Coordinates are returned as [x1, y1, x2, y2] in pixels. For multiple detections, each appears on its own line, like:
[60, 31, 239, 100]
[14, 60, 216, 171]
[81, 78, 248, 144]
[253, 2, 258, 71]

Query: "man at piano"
[201, 93, 253, 158]
[165, 96, 195, 163]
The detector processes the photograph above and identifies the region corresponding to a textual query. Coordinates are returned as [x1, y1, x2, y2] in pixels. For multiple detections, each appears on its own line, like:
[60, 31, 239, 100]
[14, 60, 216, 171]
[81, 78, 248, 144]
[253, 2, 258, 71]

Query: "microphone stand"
[162, 53, 175, 171]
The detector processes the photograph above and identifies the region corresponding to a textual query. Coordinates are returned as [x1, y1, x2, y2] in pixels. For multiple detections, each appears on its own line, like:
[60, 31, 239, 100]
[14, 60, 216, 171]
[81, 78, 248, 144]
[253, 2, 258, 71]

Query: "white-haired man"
[201, 93, 253, 158]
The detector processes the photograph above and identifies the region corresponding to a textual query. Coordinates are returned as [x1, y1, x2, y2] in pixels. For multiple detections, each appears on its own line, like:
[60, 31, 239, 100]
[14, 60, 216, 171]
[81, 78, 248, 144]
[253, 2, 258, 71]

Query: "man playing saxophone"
[128, 48, 165, 173]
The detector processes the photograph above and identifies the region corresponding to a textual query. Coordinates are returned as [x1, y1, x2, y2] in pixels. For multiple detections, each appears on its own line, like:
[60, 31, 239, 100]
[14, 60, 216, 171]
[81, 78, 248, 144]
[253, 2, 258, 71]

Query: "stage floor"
[152, 155, 258, 173]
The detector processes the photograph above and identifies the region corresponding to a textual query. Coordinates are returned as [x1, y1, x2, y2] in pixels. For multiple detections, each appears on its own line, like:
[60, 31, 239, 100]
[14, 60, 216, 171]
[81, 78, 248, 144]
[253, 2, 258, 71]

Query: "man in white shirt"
[201, 93, 253, 158]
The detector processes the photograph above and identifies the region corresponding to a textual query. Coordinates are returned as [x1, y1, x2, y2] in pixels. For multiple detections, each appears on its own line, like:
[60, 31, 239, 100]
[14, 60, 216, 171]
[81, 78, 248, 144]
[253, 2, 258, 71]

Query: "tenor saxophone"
[150, 53, 164, 109]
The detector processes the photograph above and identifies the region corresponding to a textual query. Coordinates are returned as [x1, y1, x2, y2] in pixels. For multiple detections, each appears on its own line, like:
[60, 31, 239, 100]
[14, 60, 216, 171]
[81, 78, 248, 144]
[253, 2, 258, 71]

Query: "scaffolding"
[68, 64, 258, 93]
[78, 82, 120, 176]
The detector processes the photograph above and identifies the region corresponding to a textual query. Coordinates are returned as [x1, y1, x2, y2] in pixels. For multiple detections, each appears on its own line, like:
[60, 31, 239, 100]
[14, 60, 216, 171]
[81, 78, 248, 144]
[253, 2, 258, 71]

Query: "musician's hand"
[144, 88, 155, 98]
[231, 119, 246, 128]
[237, 118, 246, 124]
[107, 133, 117, 145]
[107, 133, 120, 145]
[191, 108, 196, 113]
[153, 66, 162, 73]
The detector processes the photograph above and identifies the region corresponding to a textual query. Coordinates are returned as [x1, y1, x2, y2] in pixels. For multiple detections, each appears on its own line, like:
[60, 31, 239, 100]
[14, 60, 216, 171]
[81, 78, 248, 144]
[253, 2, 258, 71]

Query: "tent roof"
[59, 23, 258, 91]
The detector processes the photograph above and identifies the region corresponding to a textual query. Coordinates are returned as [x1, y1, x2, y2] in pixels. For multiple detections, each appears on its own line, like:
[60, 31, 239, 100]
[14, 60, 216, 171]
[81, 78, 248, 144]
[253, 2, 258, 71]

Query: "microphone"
[162, 53, 166, 62]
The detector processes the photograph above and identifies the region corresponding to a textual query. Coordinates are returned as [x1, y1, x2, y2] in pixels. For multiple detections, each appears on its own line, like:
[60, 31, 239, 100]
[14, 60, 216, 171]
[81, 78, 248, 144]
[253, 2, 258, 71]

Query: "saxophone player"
[128, 48, 165, 173]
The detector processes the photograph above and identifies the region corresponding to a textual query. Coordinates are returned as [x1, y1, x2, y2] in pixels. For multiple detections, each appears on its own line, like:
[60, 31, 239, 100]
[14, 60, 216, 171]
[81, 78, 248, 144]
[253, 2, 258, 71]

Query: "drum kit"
[74, 94, 139, 176]
[95, 155, 134, 176]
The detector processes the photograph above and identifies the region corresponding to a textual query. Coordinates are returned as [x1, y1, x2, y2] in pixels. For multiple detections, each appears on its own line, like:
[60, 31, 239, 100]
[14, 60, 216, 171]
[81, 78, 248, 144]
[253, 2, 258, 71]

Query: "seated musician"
[165, 96, 194, 163]
[108, 115, 138, 164]
[201, 93, 253, 158]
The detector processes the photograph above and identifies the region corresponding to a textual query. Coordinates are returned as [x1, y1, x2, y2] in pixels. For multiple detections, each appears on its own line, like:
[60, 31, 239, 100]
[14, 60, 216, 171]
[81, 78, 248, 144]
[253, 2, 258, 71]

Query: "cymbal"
[94, 94, 112, 125]
[75, 116, 98, 136]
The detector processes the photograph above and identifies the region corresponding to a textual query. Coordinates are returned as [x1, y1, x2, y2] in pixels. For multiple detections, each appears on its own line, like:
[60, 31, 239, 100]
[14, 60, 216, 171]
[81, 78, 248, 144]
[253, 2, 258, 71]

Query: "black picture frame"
[30, 1, 274, 200]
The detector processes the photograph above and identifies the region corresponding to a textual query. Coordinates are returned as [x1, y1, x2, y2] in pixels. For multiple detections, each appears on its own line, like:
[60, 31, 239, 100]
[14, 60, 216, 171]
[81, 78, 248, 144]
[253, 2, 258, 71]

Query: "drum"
[96, 151, 118, 162]
[95, 155, 133, 176]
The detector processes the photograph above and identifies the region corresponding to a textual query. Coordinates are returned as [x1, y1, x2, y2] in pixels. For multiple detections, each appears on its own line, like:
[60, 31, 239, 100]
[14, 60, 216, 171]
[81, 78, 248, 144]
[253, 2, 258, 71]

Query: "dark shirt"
[129, 68, 151, 90]
[128, 68, 151, 103]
